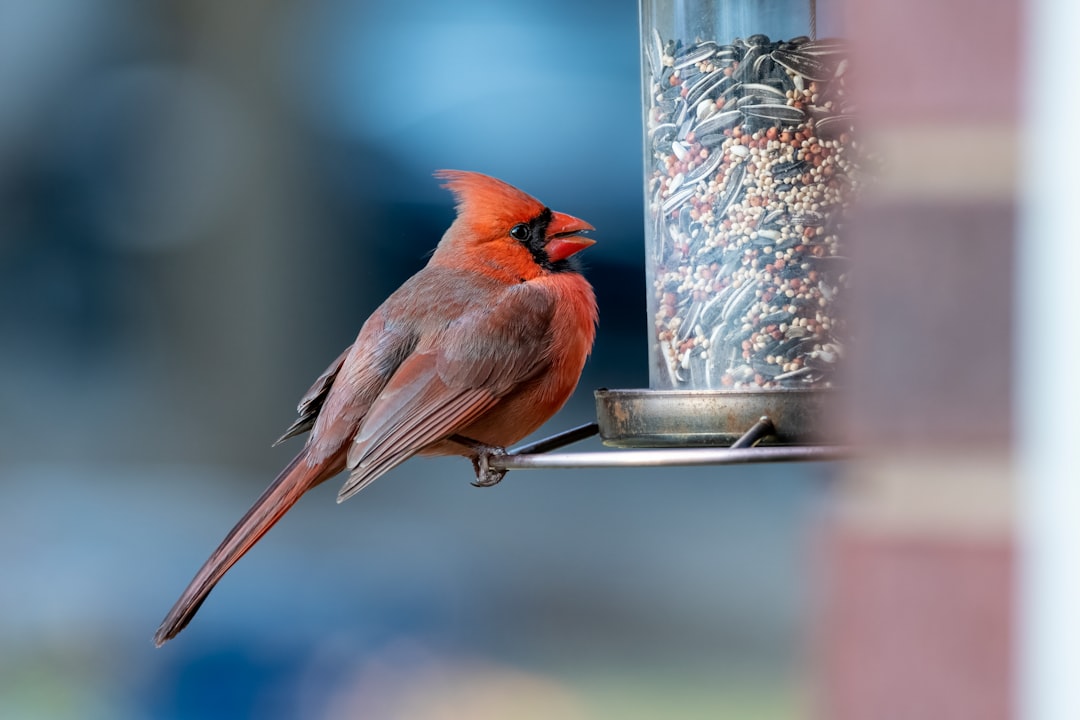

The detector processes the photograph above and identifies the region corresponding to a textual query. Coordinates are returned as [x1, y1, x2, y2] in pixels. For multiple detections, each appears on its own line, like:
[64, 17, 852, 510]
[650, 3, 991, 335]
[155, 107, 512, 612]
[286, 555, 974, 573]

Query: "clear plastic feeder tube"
[641, 0, 857, 391]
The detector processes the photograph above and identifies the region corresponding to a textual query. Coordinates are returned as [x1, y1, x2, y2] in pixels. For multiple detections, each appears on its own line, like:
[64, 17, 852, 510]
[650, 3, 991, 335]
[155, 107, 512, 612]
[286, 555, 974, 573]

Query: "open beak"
[544, 211, 596, 262]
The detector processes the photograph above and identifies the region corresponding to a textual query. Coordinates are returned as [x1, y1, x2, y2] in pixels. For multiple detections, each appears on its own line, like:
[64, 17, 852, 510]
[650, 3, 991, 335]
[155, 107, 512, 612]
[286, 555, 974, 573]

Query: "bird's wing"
[337, 285, 556, 502]
[272, 345, 352, 446]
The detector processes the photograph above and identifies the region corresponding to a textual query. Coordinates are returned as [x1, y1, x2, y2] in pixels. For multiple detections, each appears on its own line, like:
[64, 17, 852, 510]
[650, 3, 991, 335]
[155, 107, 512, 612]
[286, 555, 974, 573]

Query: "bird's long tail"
[153, 448, 336, 646]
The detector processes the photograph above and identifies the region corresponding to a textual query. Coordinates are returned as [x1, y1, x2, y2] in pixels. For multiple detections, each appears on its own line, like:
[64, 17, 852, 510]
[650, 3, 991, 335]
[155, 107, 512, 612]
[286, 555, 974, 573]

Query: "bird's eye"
[509, 223, 530, 241]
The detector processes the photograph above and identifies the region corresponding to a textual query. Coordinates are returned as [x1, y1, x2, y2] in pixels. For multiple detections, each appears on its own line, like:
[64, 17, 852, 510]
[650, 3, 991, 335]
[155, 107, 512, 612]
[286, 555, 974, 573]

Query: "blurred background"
[0, 0, 1042, 718]
[0, 0, 827, 718]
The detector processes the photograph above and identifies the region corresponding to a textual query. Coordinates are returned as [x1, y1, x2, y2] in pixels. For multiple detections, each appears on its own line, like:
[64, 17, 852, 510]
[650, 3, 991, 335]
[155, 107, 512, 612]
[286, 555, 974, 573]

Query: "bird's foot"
[447, 434, 509, 487]
[470, 446, 508, 487]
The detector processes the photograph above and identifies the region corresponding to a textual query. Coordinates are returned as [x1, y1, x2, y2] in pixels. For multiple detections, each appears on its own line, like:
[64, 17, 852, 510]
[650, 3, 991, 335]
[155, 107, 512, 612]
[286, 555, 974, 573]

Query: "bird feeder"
[483, 0, 855, 472]
[596, 0, 855, 448]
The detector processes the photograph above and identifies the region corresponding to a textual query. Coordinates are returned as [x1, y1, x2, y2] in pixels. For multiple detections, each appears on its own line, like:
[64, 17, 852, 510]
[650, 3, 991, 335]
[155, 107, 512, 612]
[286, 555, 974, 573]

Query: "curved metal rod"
[488, 444, 850, 470]
[729, 415, 777, 448]
[510, 422, 599, 455]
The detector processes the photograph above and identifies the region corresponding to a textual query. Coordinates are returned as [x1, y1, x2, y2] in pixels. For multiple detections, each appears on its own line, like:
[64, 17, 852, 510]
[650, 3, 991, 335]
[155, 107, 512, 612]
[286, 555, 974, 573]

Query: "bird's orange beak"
[545, 211, 596, 262]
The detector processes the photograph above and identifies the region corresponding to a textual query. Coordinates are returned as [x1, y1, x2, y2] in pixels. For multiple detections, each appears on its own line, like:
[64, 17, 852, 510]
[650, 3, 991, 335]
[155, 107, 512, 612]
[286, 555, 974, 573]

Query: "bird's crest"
[435, 170, 546, 234]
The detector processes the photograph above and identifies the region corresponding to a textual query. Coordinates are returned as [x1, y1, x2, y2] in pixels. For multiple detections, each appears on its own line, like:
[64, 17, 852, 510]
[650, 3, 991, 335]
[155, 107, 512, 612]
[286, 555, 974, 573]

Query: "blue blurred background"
[0, 1, 827, 717]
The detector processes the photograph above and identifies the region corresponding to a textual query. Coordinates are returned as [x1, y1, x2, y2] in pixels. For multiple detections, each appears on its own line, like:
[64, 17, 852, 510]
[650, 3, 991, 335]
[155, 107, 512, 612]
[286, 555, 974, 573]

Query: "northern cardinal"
[153, 170, 597, 646]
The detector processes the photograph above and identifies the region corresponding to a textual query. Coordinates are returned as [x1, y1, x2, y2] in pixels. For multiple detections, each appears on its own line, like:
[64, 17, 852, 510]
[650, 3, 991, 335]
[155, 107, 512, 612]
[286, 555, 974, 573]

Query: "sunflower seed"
[814, 114, 856, 140]
[695, 109, 744, 137]
[770, 48, 836, 81]
[739, 83, 789, 101]
[674, 41, 719, 69]
[685, 149, 725, 184]
[743, 103, 806, 123]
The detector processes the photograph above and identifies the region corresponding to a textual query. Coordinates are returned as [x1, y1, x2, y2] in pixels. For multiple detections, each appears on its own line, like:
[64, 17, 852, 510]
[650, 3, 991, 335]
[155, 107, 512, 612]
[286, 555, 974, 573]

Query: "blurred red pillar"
[816, 0, 1019, 716]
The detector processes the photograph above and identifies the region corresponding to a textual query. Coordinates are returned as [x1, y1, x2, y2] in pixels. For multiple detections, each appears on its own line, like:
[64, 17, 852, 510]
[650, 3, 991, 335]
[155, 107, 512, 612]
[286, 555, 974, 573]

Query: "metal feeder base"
[594, 388, 838, 447]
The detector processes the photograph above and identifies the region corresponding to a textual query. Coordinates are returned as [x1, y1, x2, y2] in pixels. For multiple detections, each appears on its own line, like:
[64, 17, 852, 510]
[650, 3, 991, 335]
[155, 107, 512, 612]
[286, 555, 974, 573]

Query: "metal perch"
[485, 417, 850, 473]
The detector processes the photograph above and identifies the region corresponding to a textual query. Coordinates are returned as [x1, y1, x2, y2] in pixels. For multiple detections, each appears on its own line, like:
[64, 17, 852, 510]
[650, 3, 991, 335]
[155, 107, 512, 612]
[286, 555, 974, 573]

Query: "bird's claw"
[470, 446, 508, 487]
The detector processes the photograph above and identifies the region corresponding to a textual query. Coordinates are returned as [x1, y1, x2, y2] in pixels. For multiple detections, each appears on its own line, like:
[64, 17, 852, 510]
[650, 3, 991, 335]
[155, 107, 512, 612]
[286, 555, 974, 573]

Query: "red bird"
[153, 170, 597, 646]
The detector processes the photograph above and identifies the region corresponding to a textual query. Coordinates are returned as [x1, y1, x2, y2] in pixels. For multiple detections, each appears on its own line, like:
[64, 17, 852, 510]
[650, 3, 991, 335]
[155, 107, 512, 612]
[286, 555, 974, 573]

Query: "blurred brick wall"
[816, 0, 1018, 716]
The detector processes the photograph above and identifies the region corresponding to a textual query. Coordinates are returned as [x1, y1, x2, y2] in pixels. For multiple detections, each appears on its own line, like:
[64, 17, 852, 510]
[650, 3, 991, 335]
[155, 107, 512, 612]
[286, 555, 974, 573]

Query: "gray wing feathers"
[272, 346, 352, 446]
